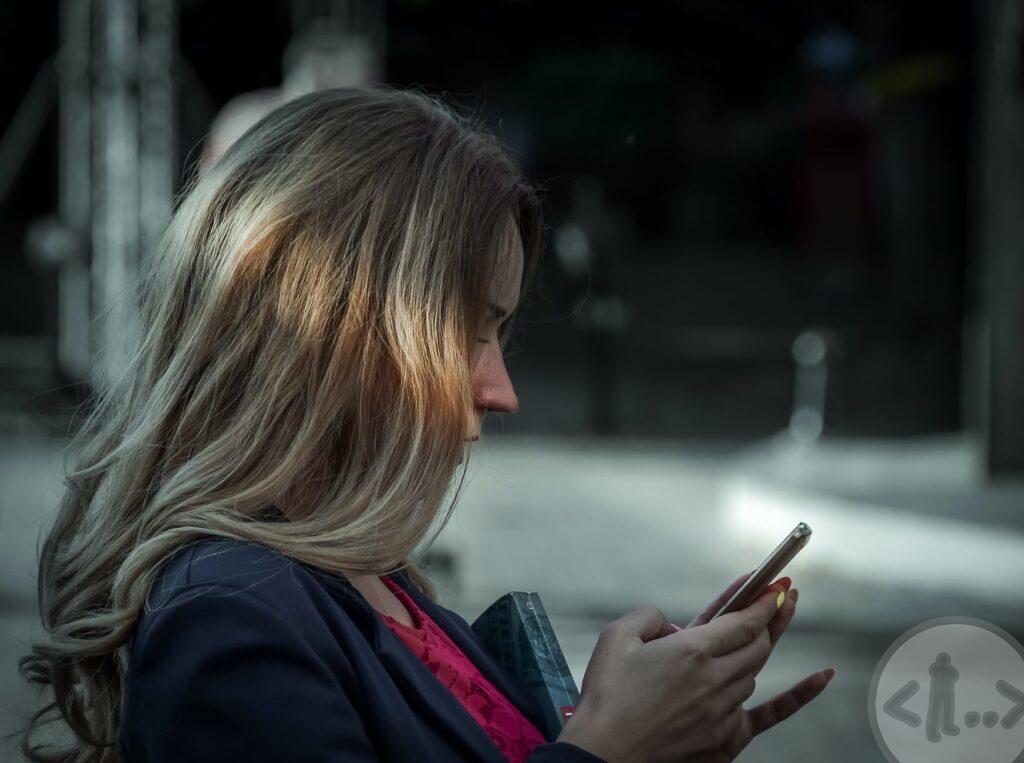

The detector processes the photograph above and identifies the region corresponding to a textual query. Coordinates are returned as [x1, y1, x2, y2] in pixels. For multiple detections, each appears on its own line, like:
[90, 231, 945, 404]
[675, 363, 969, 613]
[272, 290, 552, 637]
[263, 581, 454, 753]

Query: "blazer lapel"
[392, 572, 550, 738]
[373, 618, 511, 762]
[310, 567, 510, 761]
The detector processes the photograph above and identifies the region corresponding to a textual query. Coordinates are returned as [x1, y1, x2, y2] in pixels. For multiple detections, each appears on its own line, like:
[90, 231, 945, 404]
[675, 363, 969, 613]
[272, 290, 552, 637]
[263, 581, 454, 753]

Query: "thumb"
[616, 606, 677, 643]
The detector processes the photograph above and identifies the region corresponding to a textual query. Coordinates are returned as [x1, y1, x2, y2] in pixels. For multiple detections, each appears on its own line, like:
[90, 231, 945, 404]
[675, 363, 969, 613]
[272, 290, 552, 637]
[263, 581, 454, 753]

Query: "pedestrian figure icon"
[869, 617, 1024, 763]
[926, 652, 960, 742]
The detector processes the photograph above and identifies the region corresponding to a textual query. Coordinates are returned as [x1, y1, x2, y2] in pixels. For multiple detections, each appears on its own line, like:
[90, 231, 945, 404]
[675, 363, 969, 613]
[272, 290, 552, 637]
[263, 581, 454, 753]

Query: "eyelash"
[478, 317, 511, 345]
[478, 325, 501, 344]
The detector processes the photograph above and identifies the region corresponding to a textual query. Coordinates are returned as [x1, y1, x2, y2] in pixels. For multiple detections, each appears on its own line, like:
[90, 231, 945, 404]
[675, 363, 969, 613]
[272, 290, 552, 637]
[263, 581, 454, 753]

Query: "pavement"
[2, 430, 1023, 762]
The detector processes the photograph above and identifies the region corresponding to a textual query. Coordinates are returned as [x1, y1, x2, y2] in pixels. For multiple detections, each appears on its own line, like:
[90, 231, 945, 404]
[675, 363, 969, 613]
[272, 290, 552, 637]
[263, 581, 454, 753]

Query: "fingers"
[748, 669, 836, 737]
[717, 586, 800, 682]
[687, 572, 753, 628]
[714, 671, 758, 715]
[611, 605, 676, 645]
[766, 587, 798, 648]
[715, 627, 772, 684]
[690, 574, 793, 630]
[708, 587, 800, 686]
[696, 581, 789, 657]
[688, 708, 747, 763]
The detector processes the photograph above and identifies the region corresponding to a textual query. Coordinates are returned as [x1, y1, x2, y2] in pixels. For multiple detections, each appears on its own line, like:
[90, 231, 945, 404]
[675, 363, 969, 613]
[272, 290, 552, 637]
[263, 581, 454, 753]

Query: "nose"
[473, 356, 519, 416]
[476, 397, 518, 418]
[474, 383, 518, 416]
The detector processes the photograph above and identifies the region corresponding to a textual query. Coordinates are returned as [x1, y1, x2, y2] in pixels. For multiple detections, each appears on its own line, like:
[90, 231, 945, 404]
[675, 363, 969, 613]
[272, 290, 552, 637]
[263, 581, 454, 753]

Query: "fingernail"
[670, 623, 682, 633]
[824, 668, 836, 681]
[789, 588, 799, 604]
[776, 576, 792, 590]
[776, 591, 786, 609]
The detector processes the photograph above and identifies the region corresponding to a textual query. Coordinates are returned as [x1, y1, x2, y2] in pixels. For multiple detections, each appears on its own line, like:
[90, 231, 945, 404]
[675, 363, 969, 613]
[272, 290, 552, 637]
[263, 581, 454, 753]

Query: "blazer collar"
[308, 564, 549, 759]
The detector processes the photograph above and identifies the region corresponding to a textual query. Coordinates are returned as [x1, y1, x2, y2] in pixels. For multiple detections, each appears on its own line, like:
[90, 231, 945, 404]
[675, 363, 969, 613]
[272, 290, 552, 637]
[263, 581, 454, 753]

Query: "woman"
[17, 87, 833, 762]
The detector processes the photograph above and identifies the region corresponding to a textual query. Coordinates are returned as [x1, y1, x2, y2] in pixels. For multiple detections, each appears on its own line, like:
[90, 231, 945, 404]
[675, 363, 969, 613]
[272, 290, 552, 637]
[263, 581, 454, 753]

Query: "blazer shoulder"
[145, 536, 340, 615]
[122, 538, 381, 762]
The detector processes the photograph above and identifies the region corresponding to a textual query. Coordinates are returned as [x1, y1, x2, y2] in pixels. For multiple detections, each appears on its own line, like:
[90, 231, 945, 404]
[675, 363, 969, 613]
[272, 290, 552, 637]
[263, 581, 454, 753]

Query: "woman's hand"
[680, 576, 837, 762]
[556, 576, 834, 763]
[687, 664, 836, 763]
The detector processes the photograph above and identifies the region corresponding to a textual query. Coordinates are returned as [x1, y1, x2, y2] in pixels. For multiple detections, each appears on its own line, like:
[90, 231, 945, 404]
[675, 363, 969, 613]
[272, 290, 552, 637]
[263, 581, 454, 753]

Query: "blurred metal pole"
[90, 0, 177, 393]
[139, 0, 176, 264]
[976, 0, 1024, 476]
[56, 0, 93, 381]
[91, 0, 141, 392]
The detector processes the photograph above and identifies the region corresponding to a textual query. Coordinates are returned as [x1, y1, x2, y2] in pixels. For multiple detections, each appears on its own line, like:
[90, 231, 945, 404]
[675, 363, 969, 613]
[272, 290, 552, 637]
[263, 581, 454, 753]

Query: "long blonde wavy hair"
[15, 86, 542, 762]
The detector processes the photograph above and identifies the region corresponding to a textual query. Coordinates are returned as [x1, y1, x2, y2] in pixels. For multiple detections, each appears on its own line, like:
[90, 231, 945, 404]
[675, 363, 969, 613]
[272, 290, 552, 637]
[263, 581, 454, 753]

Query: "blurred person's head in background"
[282, 18, 383, 97]
[20, 86, 539, 761]
[200, 18, 384, 171]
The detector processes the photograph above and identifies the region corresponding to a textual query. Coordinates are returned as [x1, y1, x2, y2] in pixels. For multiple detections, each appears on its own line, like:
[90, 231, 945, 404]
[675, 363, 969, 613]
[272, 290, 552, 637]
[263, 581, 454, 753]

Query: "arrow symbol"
[997, 680, 1024, 729]
[883, 680, 922, 727]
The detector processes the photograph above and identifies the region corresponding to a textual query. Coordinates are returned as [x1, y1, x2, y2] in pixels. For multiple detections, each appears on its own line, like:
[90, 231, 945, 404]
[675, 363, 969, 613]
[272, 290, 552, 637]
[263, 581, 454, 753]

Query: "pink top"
[377, 575, 548, 762]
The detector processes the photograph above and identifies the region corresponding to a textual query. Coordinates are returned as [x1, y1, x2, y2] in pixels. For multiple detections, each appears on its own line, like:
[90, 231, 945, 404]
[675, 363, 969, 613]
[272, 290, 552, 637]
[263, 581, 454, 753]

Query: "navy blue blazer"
[120, 536, 606, 762]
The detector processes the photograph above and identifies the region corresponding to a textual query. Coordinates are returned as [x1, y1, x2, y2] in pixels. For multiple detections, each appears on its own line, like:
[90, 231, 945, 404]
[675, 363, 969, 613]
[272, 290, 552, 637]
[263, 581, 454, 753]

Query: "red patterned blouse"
[377, 575, 549, 762]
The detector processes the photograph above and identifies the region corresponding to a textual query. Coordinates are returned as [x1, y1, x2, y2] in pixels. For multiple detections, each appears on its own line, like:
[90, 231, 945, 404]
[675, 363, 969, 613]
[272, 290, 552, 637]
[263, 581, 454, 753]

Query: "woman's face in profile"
[462, 227, 523, 454]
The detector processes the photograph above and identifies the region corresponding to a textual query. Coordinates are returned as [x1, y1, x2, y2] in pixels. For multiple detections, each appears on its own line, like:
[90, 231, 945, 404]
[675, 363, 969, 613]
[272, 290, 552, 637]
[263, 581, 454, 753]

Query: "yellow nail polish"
[776, 591, 786, 609]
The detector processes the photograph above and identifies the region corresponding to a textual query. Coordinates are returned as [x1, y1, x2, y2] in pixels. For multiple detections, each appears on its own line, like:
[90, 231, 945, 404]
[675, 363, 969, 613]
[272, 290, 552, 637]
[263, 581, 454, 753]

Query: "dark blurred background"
[2, 2, 1023, 761]
[4, 0, 1008, 443]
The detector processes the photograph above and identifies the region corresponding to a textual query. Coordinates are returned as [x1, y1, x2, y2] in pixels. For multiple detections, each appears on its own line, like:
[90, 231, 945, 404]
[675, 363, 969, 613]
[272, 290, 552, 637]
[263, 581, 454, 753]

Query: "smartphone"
[710, 522, 812, 620]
